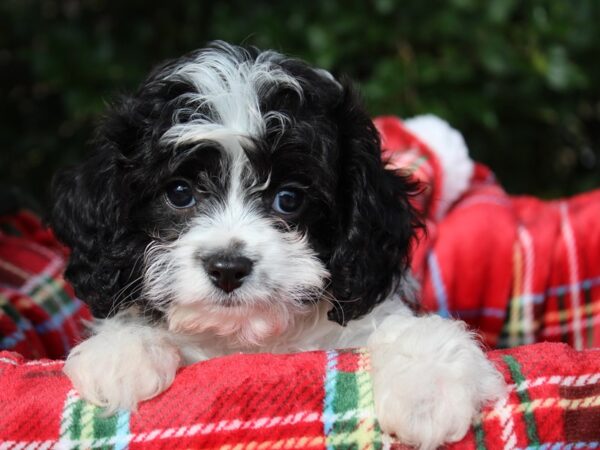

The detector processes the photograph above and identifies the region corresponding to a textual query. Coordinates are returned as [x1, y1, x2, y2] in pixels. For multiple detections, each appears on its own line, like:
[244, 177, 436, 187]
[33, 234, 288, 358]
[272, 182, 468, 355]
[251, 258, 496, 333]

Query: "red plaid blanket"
[375, 116, 600, 350]
[1, 343, 599, 449]
[0, 210, 91, 359]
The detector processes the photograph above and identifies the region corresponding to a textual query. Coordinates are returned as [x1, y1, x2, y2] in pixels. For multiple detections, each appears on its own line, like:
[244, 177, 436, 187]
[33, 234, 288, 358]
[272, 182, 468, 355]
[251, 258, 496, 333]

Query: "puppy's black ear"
[327, 81, 421, 325]
[51, 97, 147, 318]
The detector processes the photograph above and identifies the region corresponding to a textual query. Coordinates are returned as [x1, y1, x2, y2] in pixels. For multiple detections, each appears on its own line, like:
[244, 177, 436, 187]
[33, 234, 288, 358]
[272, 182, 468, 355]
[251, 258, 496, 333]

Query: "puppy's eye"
[165, 179, 196, 209]
[272, 188, 304, 216]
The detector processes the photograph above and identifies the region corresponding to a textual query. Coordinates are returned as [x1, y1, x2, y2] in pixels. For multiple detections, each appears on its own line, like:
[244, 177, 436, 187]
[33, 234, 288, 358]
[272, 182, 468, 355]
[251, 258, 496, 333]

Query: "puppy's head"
[51, 42, 419, 345]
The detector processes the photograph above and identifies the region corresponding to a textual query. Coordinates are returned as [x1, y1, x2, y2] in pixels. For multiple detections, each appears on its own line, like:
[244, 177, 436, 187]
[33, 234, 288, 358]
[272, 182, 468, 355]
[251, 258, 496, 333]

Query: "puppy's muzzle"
[203, 254, 253, 293]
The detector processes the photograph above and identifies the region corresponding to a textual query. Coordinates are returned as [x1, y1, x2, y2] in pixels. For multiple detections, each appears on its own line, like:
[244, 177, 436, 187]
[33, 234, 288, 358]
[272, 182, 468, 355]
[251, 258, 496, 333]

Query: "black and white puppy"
[51, 41, 504, 449]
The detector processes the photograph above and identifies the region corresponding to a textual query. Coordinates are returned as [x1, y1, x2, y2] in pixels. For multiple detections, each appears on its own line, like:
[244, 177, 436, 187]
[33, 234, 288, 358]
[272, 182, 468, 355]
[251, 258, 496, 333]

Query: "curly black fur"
[325, 82, 421, 324]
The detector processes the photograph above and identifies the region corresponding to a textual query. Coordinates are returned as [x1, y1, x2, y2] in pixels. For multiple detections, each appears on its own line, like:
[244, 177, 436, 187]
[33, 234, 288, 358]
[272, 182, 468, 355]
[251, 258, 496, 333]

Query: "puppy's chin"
[166, 299, 315, 347]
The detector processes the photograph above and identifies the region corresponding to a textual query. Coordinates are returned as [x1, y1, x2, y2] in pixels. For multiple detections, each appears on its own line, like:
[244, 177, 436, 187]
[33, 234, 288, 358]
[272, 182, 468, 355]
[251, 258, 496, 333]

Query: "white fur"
[161, 43, 301, 148]
[404, 115, 475, 219]
[368, 314, 506, 450]
[64, 311, 182, 414]
[143, 187, 328, 345]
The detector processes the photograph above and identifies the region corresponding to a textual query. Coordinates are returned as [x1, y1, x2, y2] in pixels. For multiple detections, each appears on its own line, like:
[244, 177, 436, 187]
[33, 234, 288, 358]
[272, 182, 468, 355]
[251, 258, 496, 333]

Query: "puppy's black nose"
[203, 255, 253, 293]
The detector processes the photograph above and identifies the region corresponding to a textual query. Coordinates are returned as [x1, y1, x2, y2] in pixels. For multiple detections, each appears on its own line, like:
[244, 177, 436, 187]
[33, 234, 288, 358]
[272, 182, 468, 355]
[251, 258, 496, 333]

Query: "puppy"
[51, 41, 505, 449]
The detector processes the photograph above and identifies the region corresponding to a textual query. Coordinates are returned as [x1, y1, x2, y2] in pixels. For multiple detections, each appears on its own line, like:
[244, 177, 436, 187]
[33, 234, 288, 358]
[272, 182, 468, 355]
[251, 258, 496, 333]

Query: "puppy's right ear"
[326, 81, 421, 325]
[51, 97, 145, 318]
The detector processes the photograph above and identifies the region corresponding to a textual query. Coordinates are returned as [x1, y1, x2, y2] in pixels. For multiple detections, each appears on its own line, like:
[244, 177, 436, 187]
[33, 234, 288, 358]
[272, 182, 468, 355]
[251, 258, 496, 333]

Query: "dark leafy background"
[2, 0, 599, 210]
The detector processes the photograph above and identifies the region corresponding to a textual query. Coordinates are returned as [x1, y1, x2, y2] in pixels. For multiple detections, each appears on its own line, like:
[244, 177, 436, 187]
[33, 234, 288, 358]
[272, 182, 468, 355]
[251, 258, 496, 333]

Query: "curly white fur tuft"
[161, 42, 302, 147]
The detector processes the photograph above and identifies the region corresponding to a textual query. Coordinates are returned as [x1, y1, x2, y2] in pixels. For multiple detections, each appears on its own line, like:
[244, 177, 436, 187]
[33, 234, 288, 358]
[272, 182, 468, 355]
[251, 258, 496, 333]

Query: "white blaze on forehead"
[160, 43, 303, 149]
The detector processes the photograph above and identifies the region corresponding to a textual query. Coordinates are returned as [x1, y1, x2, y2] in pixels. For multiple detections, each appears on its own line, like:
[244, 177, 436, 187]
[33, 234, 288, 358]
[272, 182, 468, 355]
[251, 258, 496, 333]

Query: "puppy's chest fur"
[168, 299, 410, 362]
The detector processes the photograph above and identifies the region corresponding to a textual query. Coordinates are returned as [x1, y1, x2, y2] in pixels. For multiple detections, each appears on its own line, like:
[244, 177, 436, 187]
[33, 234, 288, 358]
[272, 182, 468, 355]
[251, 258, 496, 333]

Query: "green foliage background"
[2, 0, 599, 208]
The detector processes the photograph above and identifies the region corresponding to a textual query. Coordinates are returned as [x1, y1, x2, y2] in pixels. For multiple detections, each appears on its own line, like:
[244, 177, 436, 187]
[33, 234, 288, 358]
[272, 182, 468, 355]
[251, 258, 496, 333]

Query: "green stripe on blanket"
[60, 390, 130, 449]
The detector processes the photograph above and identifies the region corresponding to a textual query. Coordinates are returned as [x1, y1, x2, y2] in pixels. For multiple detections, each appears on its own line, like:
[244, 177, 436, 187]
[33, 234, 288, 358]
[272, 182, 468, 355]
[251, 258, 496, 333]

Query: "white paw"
[368, 314, 506, 450]
[64, 318, 181, 414]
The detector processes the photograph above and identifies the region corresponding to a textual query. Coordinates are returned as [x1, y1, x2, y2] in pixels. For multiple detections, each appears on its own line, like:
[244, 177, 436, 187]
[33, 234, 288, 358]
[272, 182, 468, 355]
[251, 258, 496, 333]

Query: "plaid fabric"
[498, 192, 600, 349]
[0, 348, 382, 449]
[375, 116, 600, 350]
[376, 115, 444, 221]
[1, 343, 599, 449]
[0, 210, 92, 359]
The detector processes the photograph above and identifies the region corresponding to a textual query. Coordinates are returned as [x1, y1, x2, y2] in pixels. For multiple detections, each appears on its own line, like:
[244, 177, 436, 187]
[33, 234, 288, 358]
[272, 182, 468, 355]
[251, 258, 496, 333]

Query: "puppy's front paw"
[64, 321, 181, 414]
[368, 315, 506, 450]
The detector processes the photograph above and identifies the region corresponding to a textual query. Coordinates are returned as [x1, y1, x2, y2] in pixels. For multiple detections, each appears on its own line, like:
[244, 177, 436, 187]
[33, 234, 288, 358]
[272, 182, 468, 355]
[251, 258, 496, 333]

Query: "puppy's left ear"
[327, 81, 421, 325]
